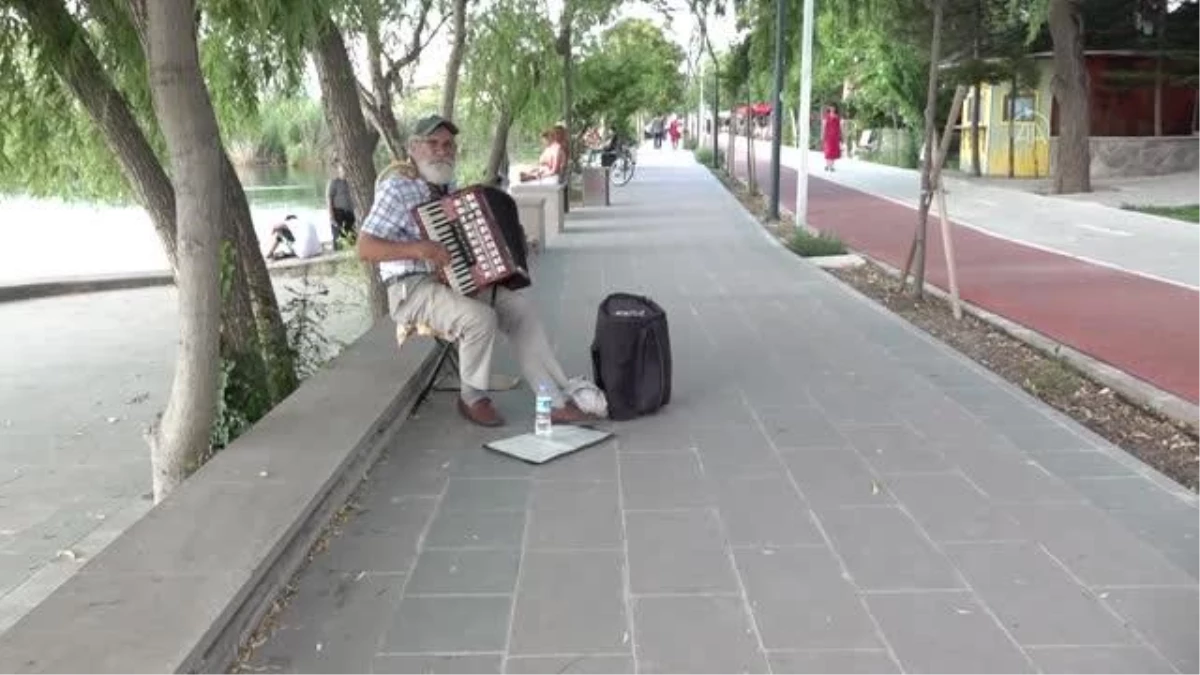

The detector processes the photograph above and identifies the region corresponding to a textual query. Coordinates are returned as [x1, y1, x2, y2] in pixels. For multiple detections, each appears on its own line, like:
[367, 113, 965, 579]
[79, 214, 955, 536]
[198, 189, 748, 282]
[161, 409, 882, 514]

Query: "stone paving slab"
[243, 149, 1198, 674]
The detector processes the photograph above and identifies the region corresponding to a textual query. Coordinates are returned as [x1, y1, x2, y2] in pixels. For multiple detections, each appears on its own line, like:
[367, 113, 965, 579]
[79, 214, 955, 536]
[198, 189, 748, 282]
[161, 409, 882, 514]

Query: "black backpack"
[590, 293, 672, 420]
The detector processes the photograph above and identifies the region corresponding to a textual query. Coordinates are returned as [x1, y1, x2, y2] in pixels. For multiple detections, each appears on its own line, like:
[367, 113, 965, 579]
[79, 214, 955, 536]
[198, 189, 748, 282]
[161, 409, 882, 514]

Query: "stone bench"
[0, 324, 439, 673]
[581, 166, 611, 207]
[511, 191, 547, 255]
[508, 181, 566, 238]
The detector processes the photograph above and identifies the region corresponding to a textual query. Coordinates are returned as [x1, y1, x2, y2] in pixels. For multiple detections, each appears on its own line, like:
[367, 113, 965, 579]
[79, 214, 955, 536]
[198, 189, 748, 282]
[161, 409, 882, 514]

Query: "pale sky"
[307, 0, 739, 98]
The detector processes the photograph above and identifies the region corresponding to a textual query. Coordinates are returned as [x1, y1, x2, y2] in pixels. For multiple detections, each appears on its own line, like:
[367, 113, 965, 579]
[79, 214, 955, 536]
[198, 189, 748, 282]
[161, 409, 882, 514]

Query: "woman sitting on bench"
[519, 127, 567, 185]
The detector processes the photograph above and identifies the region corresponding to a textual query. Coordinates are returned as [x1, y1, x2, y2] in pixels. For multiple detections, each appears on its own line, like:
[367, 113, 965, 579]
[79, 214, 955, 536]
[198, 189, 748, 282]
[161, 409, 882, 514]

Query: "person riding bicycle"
[599, 130, 627, 168]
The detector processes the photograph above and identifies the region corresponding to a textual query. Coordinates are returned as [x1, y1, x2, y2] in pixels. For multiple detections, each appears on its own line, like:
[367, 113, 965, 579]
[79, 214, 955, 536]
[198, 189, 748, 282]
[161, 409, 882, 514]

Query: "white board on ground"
[484, 426, 614, 464]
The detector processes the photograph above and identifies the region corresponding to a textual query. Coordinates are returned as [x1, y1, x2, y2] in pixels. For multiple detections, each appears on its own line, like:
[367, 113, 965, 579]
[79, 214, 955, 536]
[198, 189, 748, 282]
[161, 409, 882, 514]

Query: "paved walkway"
[724, 137, 1199, 405]
[0, 275, 371, 633]
[244, 149, 1197, 674]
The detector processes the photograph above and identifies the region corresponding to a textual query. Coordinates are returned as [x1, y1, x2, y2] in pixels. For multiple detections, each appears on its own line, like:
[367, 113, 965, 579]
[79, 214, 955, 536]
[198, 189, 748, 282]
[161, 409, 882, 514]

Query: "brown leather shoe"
[550, 401, 600, 425]
[457, 397, 505, 427]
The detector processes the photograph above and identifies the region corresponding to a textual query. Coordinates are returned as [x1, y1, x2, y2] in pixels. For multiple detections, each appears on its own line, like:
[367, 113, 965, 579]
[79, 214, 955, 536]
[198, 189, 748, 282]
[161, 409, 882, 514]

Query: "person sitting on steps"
[356, 114, 597, 428]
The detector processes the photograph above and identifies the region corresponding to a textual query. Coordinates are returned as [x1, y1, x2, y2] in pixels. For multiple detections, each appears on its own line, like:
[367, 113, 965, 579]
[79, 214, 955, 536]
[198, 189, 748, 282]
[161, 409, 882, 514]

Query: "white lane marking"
[1075, 223, 1134, 237]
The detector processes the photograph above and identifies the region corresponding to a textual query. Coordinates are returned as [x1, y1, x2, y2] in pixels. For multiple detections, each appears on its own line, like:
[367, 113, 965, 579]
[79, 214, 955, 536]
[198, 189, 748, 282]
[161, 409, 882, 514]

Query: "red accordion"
[410, 185, 532, 296]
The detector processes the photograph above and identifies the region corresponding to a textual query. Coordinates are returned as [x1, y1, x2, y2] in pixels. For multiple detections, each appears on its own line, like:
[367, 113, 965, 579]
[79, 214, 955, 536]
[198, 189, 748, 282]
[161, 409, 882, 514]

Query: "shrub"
[789, 229, 847, 257]
[693, 146, 725, 168]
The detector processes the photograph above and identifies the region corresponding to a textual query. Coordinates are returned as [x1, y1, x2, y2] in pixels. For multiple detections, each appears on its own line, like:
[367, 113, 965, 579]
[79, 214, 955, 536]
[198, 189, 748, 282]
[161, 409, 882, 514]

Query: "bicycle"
[607, 143, 637, 187]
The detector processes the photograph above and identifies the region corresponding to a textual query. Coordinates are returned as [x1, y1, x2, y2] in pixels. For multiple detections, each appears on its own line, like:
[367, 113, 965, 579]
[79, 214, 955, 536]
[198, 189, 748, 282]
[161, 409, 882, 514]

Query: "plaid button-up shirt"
[360, 172, 455, 282]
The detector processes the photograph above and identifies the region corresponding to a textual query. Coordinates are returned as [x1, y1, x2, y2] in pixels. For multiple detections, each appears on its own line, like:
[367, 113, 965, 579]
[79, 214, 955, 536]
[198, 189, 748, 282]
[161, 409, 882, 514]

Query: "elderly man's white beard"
[415, 158, 456, 185]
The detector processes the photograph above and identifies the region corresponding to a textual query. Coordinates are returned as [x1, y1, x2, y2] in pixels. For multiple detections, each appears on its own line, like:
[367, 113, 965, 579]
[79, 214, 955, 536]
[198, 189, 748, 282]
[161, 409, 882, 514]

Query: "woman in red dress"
[821, 105, 842, 172]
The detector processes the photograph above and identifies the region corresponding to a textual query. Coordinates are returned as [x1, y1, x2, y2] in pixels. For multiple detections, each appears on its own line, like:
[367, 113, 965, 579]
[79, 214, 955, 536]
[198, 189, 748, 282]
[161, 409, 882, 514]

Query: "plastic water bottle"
[535, 384, 553, 437]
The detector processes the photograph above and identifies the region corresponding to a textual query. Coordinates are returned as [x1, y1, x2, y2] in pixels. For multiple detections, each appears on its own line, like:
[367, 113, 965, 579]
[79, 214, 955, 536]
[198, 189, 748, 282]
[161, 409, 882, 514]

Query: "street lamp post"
[794, 0, 815, 227]
[767, 0, 786, 221]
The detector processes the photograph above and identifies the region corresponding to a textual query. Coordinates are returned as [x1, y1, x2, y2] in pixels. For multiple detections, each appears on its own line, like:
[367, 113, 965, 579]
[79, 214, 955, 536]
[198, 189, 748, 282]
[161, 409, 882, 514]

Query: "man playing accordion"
[357, 115, 596, 428]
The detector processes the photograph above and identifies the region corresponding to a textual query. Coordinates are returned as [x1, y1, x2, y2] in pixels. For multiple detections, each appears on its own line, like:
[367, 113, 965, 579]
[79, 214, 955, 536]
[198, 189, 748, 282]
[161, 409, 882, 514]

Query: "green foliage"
[463, 0, 560, 121]
[721, 36, 753, 102]
[0, 0, 311, 202]
[0, 7, 140, 202]
[693, 146, 725, 167]
[211, 242, 272, 450]
[575, 18, 687, 131]
[1124, 204, 1200, 223]
[209, 356, 257, 451]
[789, 229, 847, 257]
[227, 97, 331, 167]
[459, 0, 560, 179]
[816, 10, 928, 130]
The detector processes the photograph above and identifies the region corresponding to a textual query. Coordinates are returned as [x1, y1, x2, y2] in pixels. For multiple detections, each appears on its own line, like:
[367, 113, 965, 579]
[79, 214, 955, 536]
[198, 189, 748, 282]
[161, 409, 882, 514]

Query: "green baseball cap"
[412, 114, 459, 137]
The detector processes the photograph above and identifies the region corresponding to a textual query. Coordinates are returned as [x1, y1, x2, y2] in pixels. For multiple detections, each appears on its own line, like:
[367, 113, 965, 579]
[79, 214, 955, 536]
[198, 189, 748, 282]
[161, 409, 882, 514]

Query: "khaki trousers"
[388, 276, 570, 406]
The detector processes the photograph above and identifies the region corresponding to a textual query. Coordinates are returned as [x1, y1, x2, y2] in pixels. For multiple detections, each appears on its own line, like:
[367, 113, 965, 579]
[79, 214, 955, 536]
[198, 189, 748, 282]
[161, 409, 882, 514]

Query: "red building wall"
[1089, 54, 1196, 135]
[1051, 54, 1197, 136]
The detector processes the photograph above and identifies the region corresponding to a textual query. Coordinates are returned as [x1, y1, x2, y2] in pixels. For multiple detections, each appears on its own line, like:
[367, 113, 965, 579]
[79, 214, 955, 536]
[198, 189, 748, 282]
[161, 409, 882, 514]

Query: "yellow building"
[958, 62, 1054, 178]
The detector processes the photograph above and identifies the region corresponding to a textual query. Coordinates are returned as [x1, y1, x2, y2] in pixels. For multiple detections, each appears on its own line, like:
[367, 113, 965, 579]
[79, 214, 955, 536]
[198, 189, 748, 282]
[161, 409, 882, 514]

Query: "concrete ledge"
[0, 251, 359, 304]
[809, 253, 866, 269]
[0, 269, 174, 303]
[0, 322, 439, 673]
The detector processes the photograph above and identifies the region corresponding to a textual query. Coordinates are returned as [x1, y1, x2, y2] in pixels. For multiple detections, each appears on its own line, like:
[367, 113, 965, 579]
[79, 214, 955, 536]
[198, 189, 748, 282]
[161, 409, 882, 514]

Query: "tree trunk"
[365, 23, 404, 159]
[221, 153, 298, 403]
[556, 6, 574, 214]
[969, 0, 982, 177]
[912, 0, 943, 299]
[727, 119, 736, 173]
[711, 62, 720, 166]
[142, 0, 224, 502]
[561, 37, 574, 214]
[486, 109, 515, 180]
[1008, 75, 1016, 178]
[440, 0, 469, 118]
[1153, 56, 1163, 136]
[1153, 3, 1165, 137]
[1047, 0, 1091, 194]
[311, 12, 389, 320]
[970, 83, 982, 176]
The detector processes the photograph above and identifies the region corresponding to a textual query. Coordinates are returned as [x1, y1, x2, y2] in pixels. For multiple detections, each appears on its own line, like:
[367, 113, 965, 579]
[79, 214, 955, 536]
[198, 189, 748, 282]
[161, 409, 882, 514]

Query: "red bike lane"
[729, 153, 1199, 405]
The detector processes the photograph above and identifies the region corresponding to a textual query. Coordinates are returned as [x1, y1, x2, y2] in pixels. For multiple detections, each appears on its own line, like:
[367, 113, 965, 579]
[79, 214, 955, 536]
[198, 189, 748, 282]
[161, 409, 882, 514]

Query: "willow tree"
[204, 0, 397, 318]
[2, 0, 298, 463]
[463, 0, 560, 182]
[574, 18, 687, 137]
[139, 0, 226, 501]
[348, 0, 444, 160]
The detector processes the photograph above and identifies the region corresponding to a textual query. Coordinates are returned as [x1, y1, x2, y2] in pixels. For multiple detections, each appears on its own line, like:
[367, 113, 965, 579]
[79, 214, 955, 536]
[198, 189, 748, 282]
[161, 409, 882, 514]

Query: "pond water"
[0, 165, 338, 285]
